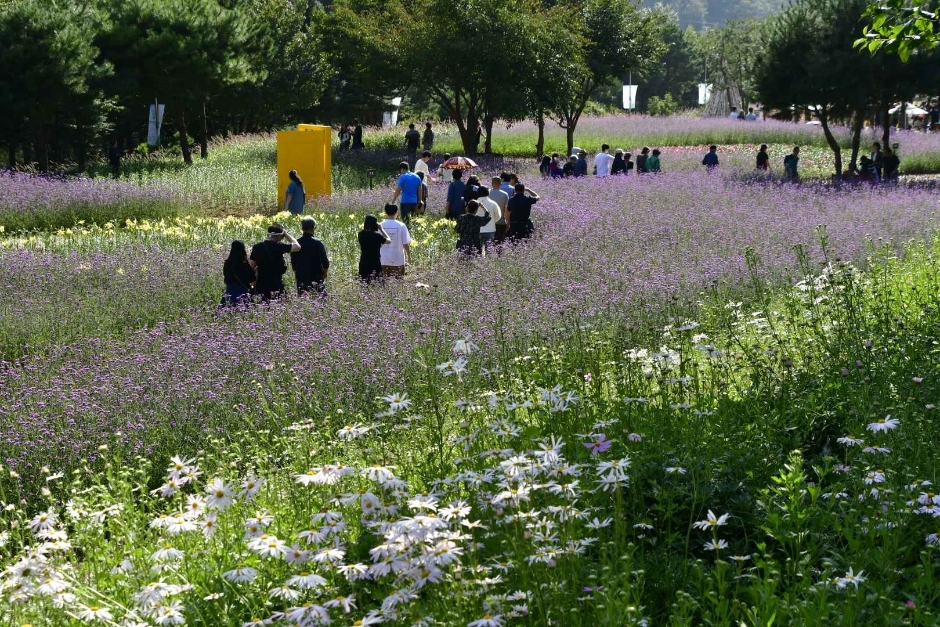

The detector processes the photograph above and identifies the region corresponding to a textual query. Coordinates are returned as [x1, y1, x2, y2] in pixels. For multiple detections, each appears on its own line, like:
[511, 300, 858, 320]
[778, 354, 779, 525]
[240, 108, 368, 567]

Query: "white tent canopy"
[890, 104, 928, 115]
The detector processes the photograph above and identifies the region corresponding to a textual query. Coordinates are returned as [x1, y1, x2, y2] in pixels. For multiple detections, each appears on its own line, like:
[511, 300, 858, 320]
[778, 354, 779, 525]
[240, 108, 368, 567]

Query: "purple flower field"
[0, 171, 177, 231]
[1, 170, 937, 475]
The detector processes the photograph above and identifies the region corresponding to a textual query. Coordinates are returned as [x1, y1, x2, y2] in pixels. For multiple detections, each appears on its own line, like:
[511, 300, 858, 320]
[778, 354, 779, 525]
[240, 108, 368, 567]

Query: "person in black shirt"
[611, 149, 626, 175]
[507, 182, 539, 241]
[883, 147, 900, 183]
[930, 101, 940, 131]
[109, 140, 122, 178]
[404, 123, 421, 168]
[636, 147, 650, 173]
[358, 214, 390, 283]
[352, 119, 364, 151]
[756, 144, 770, 171]
[455, 199, 492, 254]
[219, 240, 255, 308]
[249, 224, 300, 302]
[291, 217, 330, 296]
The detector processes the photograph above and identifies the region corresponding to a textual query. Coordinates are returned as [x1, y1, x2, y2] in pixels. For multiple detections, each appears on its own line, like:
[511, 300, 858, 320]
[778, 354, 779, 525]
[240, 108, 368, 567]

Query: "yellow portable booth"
[276, 124, 332, 207]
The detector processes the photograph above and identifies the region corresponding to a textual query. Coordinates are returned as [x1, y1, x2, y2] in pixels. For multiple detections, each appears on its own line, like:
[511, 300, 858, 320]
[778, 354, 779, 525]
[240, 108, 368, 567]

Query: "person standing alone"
[284, 170, 306, 215]
[250, 224, 301, 302]
[390, 162, 422, 225]
[404, 124, 421, 168]
[291, 216, 330, 296]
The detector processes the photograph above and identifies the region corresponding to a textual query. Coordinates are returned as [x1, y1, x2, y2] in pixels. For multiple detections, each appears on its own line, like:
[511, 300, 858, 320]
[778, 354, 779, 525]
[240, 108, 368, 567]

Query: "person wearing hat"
[249, 224, 301, 302]
[574, 150, 588, 177]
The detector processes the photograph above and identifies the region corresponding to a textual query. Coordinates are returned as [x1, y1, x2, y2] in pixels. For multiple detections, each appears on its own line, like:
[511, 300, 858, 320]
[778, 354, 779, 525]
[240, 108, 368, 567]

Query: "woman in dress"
[358, 214, 390, 283]
[219, 240, 255, 307]
[284, 170, 306, 215]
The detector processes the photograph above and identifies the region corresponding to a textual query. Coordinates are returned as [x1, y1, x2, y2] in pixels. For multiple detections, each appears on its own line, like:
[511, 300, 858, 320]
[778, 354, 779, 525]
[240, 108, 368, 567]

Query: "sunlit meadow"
[4, 118, 940, 625]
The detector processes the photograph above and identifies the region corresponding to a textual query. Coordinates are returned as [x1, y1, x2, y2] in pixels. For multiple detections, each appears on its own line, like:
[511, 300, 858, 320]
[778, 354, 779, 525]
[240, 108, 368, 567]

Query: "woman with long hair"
[284, 170, 306, 215]
[358, 214, 390, 283]
[462, 175, 481, 206]
[539, 155, 551, 178]
[219, 240, 255, 307]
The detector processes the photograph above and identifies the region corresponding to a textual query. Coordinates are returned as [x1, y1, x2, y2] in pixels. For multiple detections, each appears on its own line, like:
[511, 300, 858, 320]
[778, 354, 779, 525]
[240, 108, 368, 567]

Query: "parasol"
[890, 104, 928, 115]
[441, 156, 478, 170]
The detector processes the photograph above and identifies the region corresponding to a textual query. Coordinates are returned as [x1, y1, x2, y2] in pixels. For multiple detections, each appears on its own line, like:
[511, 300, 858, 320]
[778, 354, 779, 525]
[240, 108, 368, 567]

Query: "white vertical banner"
[622, 85, 638, 110]
[697, 83, 712, 105]
[383, 97, 403, 127]
[147, 104, 165, 146]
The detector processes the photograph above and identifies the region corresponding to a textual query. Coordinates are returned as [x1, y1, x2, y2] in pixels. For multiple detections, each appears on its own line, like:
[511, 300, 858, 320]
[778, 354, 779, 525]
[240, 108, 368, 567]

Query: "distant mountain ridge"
[645, 0, 786, 28]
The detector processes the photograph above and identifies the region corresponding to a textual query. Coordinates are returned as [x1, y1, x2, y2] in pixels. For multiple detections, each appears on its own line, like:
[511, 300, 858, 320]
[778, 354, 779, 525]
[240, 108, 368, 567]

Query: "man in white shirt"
[489, 176, 510, 242]
[380, 204, 412, 278]
[476, 187, 502, 255]
[414, 151, 435, 183]
[594, 144, 613, 176]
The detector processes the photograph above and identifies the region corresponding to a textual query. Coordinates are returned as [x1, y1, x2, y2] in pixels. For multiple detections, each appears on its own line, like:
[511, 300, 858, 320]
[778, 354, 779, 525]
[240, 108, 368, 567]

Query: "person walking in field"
[250, 224, 300, 302]
[636, 147, 650, 173]
[339, 126, 351, 151]
[507, 182, 539, 241]
[358, 215, 390, 284]
[352, 119, 364, 151]
[219, 240, 255, 308]
[611, 149, 626, 175]
[476, 187, 501, 254]
[574, 151, 588, 177]
[404, 124, 421, 168]
[702, 145, 719, 170]
[380, 204, 412, 278]
[414, 151, 435, 183]
[647, 149, 662, 173]
[871, 142, 884, 181]
[445, 170, 467, 219]
[489, 176, 510, 242]
[291, 216, 330, 296]
[283, 170, 306, 215]
[783, 146, 800, 181]
[594, 144, 613, 177]
[756, 144, 770, 171]
[423, 122, 435, 151]
[390, 161, 422, 225]
[455, 199, 492, 255]
[883, 146, 900, 183]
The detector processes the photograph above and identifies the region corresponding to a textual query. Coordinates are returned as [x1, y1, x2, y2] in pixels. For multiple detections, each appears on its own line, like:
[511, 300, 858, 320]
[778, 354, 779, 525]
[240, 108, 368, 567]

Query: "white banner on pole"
[622, 85, 638, 110]
[147, 104, 165, 146]
[383, 97, 403, 127]
[697, 83, 713, 105]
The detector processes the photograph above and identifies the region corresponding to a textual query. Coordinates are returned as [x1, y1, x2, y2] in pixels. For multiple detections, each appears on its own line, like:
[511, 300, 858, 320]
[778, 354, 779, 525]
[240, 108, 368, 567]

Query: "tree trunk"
[175, 101, 192, 165]
[848, 110, 864, 173]
[535, 112, 545, 157]
[565, 123, 575, 158]
[881, 97, 891, 151]
[76, 123, 87, 172]
[818, 110, 842, 179]
[483, 113, 494, 155]
[200, 99, 209, 159]
[7, 140, 15, 170]
[36, 123, 48, 173]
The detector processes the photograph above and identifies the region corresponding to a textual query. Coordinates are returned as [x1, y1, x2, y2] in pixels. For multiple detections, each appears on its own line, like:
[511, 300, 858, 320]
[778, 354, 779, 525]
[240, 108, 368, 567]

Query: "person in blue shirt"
[390, 162, 422, 225]
[702, 145, 719, 169]
[575, 150, 588, 176]
[445, 169, 467, 219]
[283, 170, 306, 214]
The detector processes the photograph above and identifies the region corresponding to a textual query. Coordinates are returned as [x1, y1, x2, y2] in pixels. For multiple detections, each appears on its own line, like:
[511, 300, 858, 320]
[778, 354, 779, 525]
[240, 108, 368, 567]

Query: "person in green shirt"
[647, 149, 662, 173]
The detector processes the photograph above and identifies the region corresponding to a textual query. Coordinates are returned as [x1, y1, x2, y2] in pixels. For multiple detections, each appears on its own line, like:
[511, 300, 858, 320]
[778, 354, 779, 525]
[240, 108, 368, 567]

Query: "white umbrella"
[890, 104, 928, 115]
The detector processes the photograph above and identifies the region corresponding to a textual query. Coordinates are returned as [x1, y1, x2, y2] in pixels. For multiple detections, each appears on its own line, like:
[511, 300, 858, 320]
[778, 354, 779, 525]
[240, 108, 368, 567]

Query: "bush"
[647, 93, 679, 116]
